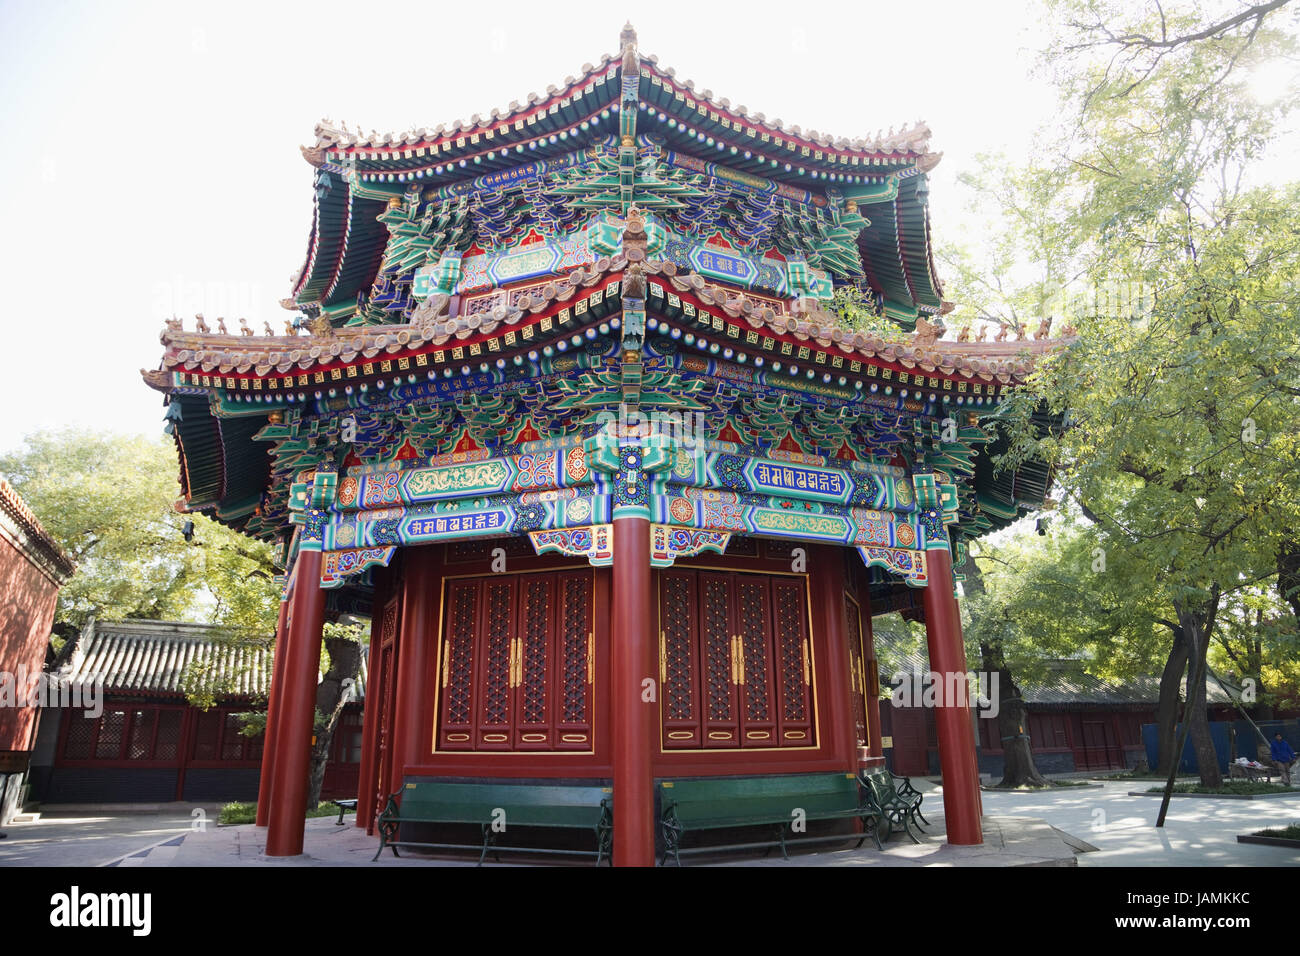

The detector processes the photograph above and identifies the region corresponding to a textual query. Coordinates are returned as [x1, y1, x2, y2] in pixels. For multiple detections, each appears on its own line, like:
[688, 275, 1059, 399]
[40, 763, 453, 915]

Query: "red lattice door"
[660, 570, 701, 748]
[658, 569, 815, 750]
[436, 571, 594, 752]
[438, 579, 482, 750]
[699, 571, 742, 748]
[734, 575, 778, 748]
[771, 578, 814, 747]
[474, 578, 518, 751]
[552, 571, 595, 751]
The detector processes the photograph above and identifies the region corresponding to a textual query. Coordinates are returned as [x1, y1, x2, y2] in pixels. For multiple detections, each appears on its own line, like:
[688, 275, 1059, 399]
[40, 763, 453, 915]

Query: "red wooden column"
[612, 514, 655, 867]
[255, 597, 291, 827]
[354, 568, 389, 829]
[391, 547, 436, 790]
[922, 545, 983, 846]
[266, 549, 327, 857]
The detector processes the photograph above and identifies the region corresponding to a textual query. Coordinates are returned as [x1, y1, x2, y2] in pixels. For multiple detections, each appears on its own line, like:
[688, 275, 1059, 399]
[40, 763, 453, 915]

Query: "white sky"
[0, 0, 1063, 454]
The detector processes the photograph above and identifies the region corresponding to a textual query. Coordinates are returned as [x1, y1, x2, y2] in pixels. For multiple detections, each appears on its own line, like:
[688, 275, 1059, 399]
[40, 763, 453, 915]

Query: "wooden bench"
[657, 773, 883, 866]
[374, 781, 613, 865]
[861, 768, 924, 843]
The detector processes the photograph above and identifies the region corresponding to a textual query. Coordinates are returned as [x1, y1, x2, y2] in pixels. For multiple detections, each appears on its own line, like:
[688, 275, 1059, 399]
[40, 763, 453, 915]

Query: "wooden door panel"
[656, 568, 816, 752]
[438, 579, 480, 750]
[698, 572, 739, 748]
[514, 575, 554, 750]
[554, 571, 595, 750]
[373, 594, 400, 822]
[734, 576, 777, 748]
[436, 570, 596, 753]
[475, 578, 516, 750]
[660, 570, 701, 749]
[844, 595, 866, 748]
[771, 579, 814, 747]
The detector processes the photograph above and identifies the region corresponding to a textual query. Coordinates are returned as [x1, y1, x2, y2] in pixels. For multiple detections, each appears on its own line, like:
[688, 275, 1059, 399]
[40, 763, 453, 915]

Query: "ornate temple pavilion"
[142, 25, 1063, 864]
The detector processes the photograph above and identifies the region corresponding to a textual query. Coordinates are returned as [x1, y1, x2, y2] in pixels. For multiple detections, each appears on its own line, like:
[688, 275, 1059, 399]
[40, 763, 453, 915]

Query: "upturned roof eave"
[151, 255, 1072, 394]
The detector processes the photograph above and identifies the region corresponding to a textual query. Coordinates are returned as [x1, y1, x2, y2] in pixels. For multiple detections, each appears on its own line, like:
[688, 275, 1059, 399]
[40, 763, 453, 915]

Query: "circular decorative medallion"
[674, 449, 695, 478]
[895, 523, 916, 547]
[565, 446, 588, 482]
[568, 497, 592, 522]
[669, 497, 694, 523]
[337, 477, 359, 507]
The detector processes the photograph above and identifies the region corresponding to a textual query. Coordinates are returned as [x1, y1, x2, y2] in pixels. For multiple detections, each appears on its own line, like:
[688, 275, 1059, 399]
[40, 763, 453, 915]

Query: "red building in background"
[29, 618, 364, 806]
[875, 633, 1244, 776]
[0, 479, 75, 825]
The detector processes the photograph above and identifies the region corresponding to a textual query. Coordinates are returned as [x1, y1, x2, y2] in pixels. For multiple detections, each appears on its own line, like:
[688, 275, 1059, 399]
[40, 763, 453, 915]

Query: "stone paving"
[0, 806, 220, 867]
[4, 778, 1296, 867]
[979, 779, 1300, 867]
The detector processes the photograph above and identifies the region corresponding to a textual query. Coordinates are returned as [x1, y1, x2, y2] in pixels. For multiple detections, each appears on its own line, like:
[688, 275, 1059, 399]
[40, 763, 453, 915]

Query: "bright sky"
[0, 0, 1063, 454]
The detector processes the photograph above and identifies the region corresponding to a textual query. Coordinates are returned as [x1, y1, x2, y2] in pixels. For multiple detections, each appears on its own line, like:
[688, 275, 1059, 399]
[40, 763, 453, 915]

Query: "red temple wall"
[0, 532, 63, 753]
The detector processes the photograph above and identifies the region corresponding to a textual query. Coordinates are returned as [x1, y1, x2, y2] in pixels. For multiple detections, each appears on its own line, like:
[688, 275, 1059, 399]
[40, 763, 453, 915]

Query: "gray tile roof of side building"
[52, 618, 366, 701]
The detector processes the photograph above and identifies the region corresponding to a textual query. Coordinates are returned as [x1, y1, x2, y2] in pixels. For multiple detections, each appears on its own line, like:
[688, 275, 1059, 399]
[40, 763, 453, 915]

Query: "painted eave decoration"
[141, 24, 1073, 572]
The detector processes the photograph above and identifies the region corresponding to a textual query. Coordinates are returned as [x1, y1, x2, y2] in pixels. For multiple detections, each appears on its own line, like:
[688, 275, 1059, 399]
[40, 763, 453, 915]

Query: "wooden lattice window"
[61, 706, 186, 763]
[659, 569, 815, 750]
[437, 570, 594, 751]
[62, 712, 96, 760]
[94, 710, 126, 759]
[153, 710, 182, 760]
[192, 709, 261, 763]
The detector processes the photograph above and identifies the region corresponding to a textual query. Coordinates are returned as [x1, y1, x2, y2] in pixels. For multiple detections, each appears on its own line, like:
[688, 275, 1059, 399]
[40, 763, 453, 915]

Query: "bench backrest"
[400, 781, 610, 828]
[863, 768, 899, 797]
[660, 773, 860, 822]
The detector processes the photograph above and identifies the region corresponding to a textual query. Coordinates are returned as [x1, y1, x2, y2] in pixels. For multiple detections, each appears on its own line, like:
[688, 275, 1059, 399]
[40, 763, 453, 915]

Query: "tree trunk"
[1278, 540, 1300, 627]
[1248, 616, 1273, 720]
[981, 641, 1047, 787]
[306, 635, 363, 809]
[1155, 627, 1189, 777]
[961, 550, 1047, 787]
[1176, 596, 1223, 789]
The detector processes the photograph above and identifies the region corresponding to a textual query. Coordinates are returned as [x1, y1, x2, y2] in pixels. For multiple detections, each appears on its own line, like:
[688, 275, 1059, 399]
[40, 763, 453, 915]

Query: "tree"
[306, 622, 365, 809]
[961, 545, 1049, 787]
[960, 518, 1186, 782]
[0, 428, 280, 638]
[2, 429, 201, 632]
[938, 154, 1081, 340]
[1052, 0, 1297, 106]
[948, 0, 1300, 789]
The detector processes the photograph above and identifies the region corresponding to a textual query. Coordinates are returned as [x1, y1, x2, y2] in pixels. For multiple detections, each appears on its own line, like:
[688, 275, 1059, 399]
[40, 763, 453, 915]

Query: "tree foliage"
[0, 428, 281, 639]
[943, 0, 1300, 785]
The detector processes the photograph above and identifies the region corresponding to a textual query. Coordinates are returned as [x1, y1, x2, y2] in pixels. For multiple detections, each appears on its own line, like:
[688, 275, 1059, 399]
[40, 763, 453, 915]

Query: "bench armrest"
[376, 788, 404, 824]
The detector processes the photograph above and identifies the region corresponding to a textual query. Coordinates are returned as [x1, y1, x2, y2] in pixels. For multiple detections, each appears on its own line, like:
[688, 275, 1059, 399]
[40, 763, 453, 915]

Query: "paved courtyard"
[2, 780, 1296, 866]
[0, 806, 220, 867]
[979, 780, 1300, 866]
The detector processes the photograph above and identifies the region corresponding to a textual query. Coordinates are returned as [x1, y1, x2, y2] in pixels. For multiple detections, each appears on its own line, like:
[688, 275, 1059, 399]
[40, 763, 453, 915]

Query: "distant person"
[1269, 733, 1297, 785]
